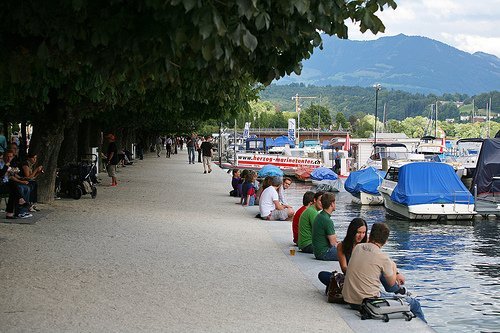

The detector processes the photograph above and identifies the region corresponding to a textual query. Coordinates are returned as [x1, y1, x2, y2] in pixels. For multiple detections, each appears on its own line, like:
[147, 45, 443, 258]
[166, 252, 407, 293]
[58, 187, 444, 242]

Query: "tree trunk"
[30, 93, 72, 203]
[58, 120, 79, 166]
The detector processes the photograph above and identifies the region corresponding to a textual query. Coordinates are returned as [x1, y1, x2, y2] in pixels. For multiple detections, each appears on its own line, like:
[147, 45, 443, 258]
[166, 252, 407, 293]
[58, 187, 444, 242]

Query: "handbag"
[327, 270, 346, 304]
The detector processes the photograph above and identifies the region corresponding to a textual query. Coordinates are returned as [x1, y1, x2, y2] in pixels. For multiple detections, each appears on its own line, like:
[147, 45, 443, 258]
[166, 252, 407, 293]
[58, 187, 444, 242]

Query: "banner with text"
[243, 122, 251, 139]
[288, 118, 296, 143]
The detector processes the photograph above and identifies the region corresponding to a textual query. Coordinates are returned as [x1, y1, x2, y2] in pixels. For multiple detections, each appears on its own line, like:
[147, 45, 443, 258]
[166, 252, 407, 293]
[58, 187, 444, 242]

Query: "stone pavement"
[0, 150, 433, 332]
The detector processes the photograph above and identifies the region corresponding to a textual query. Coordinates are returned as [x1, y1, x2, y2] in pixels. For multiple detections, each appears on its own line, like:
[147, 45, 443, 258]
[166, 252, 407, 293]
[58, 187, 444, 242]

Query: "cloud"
[346, 0, 500, 57]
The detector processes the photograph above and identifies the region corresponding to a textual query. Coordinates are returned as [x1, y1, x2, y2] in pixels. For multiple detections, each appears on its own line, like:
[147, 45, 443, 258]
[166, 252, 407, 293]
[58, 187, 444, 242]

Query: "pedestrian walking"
[166, 136, 172, 158]
[186, 134, 196, 164]
[201, 135, 213, 173]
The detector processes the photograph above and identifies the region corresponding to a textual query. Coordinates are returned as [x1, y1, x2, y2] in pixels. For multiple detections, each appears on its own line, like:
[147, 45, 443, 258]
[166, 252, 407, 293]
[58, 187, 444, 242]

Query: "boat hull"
[380, 192, 476, 220]
[351, 192, 384, 205]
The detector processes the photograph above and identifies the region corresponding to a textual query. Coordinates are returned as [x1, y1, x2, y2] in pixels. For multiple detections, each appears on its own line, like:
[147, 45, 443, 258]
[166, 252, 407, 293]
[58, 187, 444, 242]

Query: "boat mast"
[291, 93, 317, 145]
[435, 101, 438, 138]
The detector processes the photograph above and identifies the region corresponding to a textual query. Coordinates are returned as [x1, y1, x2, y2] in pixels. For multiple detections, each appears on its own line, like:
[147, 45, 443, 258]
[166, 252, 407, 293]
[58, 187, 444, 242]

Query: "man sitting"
[342, 223, 426, 322]
[292, 191, 314, 245]
[258, 176, 294, 221]
[311, 192, 338, 260]
[298, 191, 324, 253]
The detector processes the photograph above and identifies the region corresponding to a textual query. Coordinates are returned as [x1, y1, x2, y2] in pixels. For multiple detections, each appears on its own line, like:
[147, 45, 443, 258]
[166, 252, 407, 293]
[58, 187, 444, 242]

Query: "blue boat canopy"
[310, 167, 338, 181]
[273, 135, 295, 148]
[390, 162, 474, 206]
[344, 167, 386, 195]
[258, 164, 284, 178]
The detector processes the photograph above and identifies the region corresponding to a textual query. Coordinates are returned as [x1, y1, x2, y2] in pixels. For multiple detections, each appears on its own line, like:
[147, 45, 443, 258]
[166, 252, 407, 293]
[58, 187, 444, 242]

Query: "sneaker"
[395, 286, 412, 297]
[18, 213, 33, 219]
[208, 170, 212, 173]
[203, 171, 207, 174]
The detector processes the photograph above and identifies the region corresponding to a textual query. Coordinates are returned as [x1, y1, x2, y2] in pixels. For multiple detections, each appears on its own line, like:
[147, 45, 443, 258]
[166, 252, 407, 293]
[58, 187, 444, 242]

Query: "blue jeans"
[317, 246, 338, 261]
[380, 291, 426, 323]
[187, 147, 195, 163]
[18, 184, 31, 203]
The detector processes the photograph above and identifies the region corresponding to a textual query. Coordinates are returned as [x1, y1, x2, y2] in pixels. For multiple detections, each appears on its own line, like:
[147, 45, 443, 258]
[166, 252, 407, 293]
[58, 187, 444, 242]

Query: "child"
[230, 169, 240, 197]
[238, 170, 249, 201]
[242, 171, 258, 206]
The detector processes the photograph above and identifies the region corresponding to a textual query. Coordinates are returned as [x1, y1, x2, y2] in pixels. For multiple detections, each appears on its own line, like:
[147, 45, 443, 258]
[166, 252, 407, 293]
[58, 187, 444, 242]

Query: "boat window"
[385, 167, 399, 181]
[369, 153, 381, 161]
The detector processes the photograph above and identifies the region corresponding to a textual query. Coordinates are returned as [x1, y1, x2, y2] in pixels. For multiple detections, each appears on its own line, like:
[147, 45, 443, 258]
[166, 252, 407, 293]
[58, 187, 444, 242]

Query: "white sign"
[243, 122, 251, 139]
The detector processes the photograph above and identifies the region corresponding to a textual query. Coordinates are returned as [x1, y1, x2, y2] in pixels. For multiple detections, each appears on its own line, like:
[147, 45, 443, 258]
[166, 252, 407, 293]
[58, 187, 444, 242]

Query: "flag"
[288, 119, 296, 143]
[343, 133, 351, 152]
[243, 122, 251, 139]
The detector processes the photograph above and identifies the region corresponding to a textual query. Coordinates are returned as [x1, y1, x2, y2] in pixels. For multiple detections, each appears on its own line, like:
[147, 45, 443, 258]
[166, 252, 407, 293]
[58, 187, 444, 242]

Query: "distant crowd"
[229, 169, 426, 322]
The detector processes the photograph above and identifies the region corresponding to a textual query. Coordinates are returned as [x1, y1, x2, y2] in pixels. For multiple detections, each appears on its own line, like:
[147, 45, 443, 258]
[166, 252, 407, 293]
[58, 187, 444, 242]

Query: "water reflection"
[286, 182, 500, 333]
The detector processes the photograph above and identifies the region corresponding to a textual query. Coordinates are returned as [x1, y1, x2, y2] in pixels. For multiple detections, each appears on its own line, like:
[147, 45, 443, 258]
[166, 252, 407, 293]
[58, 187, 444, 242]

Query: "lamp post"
[373, 84, 381, 146]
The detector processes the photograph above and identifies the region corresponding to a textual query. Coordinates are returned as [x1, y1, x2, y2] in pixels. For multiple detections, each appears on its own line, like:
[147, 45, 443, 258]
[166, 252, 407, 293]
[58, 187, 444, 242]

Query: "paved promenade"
[0, 151, 432, 332]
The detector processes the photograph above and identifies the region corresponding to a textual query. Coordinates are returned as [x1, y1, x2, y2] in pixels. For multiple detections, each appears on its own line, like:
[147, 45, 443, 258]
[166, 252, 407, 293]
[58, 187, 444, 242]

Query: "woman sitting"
[241, 171, 258, 206]
[318, 218, 409, 295]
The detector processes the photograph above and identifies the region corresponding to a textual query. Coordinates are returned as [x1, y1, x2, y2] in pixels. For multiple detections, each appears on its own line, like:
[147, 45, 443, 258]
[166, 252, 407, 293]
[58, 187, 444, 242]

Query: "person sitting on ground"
[298, 191, 324, 253]
[292, 191, 315, 245]
[230, 169, 240, 197]
[20, 151, 43, 211]
[278, 176, 293, 205]
[242, 171, 258, 206]
[237, 170, 249, 201]
[311, 192, 338, 260]
[342, 222, 426, 322]
[255, 175, 272, 202]
[258, 176, 294, 221]
[317, 218, 409, 296]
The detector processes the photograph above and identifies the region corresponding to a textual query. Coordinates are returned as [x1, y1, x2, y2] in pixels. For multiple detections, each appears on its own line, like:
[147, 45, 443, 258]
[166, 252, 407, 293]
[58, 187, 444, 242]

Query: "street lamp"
[373, 84, 381, 146]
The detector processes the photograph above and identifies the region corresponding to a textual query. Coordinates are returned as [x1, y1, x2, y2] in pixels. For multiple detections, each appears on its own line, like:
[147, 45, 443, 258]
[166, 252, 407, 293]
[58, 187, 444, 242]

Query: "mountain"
[275, 34, 500, 95]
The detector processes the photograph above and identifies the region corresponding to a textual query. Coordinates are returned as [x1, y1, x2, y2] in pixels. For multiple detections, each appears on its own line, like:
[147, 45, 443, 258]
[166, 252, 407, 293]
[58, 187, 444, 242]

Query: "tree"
[1, 0, 397, 201]
[300, 104, 332, 129]
[335, 111, 350, 130]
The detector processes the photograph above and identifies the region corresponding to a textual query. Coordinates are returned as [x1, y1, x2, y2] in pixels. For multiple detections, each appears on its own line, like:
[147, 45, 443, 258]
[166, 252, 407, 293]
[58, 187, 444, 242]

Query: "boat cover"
[390, 162, 474, 205]
[273, 135, 295, 148]
[258, 164, 284, 178]
[310, 167, 338, 181]
[344, 167, 386, 195]
[471, 138, 500, 195]
[265, 137, 274, 148]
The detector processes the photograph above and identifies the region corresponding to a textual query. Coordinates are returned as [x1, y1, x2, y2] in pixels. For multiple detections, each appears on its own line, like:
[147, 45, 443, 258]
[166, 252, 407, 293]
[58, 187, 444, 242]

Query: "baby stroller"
[56, 154, 98, 200]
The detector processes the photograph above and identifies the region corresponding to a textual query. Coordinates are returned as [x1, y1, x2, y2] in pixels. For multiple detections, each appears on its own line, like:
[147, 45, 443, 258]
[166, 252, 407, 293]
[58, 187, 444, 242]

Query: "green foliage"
[300, 104, 332, 129]
[353, 114, 384, 138]
[335, 111, 350, 130]
[260, 84, 499, 122]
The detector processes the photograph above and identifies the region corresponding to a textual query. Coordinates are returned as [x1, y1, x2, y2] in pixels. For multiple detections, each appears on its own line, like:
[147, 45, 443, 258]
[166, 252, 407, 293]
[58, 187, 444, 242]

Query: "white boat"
[455, 138, 484, 178]
[379, 162, 476, 220]
[344, 167, 386, 205]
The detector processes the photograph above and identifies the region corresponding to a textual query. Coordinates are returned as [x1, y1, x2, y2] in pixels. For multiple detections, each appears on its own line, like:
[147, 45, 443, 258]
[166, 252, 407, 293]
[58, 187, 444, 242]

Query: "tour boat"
[378, 162, 476, 220]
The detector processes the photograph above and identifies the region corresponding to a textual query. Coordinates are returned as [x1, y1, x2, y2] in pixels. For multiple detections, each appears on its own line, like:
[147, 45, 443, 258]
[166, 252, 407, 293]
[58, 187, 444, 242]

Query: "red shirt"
[292, 205, 308, 244]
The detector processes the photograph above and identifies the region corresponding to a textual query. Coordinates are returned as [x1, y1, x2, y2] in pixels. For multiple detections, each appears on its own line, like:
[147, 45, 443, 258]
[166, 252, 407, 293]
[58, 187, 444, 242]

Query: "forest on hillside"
[259, 84, 500, 121]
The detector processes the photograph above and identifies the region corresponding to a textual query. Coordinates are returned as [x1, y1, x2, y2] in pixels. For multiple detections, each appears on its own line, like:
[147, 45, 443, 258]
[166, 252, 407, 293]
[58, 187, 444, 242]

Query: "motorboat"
[344, 167, 386, 205]
[361, 143, 425, 170]
[378, 162, 476, 220]
[310, 167, 342, 192]
[471, 138, 500, 218]
[455, 138, 484, 178]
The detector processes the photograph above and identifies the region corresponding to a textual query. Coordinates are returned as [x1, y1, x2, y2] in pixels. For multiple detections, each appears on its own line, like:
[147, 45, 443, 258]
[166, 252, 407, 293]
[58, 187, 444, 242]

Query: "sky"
[347, 0, 500, 58]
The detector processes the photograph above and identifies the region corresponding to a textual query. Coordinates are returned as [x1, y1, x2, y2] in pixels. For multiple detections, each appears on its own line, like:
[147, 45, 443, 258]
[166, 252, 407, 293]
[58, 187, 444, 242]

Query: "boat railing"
[453, 190, 473, 211]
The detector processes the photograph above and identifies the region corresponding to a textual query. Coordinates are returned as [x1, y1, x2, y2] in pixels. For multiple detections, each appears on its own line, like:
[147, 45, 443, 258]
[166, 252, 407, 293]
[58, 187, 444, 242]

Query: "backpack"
[327, 271, 346, 304]
[360, 296, 415, 322]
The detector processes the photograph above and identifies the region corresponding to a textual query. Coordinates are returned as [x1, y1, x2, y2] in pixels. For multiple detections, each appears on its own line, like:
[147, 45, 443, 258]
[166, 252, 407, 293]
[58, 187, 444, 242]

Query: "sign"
[288, 118, 296, 143]
[243, 122, 251, 139]
[236, 153, 321, 170]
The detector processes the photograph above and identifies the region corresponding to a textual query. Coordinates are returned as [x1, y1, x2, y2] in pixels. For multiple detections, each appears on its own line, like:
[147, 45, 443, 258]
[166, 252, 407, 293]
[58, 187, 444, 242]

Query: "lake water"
[286, 182, 500, 333]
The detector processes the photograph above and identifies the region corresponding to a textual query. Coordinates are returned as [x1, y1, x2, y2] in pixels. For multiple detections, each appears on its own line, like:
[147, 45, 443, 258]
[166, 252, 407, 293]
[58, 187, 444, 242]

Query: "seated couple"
[317, 220, 426, 322]
[258, 176, 294, 220]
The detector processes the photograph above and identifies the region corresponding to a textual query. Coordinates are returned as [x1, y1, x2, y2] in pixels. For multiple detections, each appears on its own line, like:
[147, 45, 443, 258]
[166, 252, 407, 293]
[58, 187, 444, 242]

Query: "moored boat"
[310, 167, 342, 192]
[344, 167, 386, 205]
[471, 138, 500, 218]
[379, 162, 476, 220]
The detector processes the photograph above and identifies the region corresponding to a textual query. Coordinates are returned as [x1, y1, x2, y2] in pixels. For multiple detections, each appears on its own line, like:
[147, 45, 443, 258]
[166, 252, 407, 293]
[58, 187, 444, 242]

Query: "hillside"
[275, 34, 500, 95]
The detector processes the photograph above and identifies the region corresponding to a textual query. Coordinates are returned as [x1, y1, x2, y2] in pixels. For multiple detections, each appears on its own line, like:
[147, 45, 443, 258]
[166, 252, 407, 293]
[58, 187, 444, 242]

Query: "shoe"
[203, 171, 207, 174]
[395, 286, 412, 297]
[208, 170, 212, 173]
[18, 213, 33, 219]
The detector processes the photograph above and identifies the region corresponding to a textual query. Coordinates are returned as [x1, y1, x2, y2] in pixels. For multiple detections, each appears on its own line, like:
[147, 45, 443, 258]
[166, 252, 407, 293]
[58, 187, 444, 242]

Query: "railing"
[453, 190, 474, 211]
